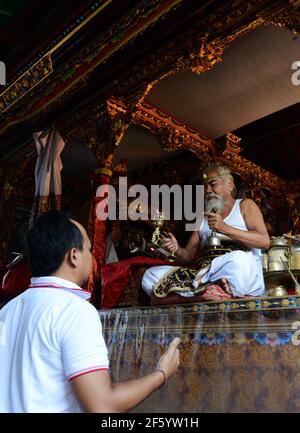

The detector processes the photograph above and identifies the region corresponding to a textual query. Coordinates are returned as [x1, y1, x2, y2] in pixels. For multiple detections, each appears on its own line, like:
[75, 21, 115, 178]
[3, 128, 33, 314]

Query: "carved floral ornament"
[2, 2, 300, 188]
[76, 95, 286, 193]
[115, 0, 300, 108]
[260, 0, 300, 34]
[0, 1, 298, 125]
[0, 1, 298, 130]
[175, 36, 225, 76]
[0, 0, 183, 124]
[213, 133, 242, 159]
[0, 54, 53, 115]
[129, 35, 228, 105]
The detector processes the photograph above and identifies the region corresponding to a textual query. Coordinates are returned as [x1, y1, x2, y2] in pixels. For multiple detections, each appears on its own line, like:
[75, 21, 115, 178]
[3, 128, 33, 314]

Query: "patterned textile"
[153, 266, 206, 298]
[151, 283, 233, 306]
[99, 297, 300, 412]
[151, 241, 251, 298]
[152, 253, 223, 298]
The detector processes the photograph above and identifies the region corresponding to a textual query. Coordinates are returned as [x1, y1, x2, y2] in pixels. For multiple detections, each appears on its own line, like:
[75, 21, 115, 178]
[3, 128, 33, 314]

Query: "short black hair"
[26, 211, 84, 277]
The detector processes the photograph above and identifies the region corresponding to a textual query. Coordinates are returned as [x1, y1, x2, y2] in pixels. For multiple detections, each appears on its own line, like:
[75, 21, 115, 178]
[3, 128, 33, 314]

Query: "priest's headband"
[202, 166, 233, 183]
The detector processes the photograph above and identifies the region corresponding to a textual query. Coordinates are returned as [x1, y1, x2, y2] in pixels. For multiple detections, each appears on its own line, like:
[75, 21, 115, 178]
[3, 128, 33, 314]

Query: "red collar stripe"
[28, 283, 91, 295]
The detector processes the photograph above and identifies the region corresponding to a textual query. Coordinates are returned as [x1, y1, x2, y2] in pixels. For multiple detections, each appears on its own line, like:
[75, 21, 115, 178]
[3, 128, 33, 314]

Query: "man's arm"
[205, 199, 270, 249]
[161, 231, 200, 265]
[71, 337, 180, 413]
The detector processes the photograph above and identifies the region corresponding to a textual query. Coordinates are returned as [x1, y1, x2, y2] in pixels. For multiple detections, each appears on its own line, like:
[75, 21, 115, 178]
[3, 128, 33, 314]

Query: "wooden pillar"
[87, 98, 130, 307]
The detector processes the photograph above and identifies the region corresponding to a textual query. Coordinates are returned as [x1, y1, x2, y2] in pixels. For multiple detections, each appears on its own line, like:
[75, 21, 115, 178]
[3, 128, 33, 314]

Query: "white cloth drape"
[105, 232, 118, 264]
[33, 128, 65, 197]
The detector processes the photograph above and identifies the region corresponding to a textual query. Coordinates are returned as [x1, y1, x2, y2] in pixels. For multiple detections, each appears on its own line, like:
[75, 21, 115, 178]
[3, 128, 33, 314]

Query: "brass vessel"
[267, 285, 288, 297]
[261, 250, 268, 272]
[268, 237, 290, 272]
[289, 244, 300, 271]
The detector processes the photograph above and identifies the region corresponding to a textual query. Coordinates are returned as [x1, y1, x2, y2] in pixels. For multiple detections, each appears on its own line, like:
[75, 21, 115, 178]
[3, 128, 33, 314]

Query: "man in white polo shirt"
[0, 211, 180, 413]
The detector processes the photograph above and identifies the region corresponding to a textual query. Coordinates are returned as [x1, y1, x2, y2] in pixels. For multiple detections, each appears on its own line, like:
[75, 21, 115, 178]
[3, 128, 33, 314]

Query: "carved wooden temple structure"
[1, 0, 300, 412]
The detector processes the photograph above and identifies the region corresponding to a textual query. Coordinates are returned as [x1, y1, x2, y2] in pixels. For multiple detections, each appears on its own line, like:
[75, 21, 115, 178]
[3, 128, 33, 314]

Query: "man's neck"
[51, 270, 81, 287]
[221, 197, 235, 219]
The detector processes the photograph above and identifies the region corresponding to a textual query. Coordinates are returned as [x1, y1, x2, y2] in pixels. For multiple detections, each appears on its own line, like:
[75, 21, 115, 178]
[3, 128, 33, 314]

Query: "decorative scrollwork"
[176, 36, 224, 75]
[0, 54, 53, 115]
[214, 132, 242, 159]
[259, 0, 300, 34]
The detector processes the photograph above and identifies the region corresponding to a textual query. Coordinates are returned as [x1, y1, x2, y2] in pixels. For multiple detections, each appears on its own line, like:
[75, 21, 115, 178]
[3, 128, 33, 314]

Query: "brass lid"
[270, 236, 289, 247]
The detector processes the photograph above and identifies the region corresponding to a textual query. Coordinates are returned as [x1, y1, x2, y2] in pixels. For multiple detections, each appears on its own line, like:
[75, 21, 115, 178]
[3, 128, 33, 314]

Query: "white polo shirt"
[0, 276, 109, 413]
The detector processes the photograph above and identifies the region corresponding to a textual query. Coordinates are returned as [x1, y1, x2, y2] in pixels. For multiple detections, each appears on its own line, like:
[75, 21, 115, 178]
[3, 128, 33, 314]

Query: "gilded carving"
[176, 36, 225, 76]
[259, 1, 300, 34]
[0, 1, 298, 201]
[0, 54, 53, 115]
[134, 101, 213, 156]
[214, 132, 242, 159]
[113, 3, 270, 102]
[59, 94, 287, 193]
[1, 181, 14, 203]
[220, 18, 266, 45]
[0, 0, 182, 136]
[2, 0, 300, 140]
[95, 153, 114, 177]
[107, 98, 130, 146]
[91, 98, 132, 173]
[158, 128, 184, 152]
[133, 102, 286, 192]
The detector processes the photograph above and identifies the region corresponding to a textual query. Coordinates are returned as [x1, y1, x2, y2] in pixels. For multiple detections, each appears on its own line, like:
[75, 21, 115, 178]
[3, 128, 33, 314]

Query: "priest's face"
[204, 169, 233, 212]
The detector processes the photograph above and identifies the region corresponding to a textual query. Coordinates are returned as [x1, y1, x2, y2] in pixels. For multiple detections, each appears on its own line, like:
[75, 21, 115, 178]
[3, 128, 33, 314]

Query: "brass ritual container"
[267, 237, 290, 272]
[289, 244, 300, 271]
[261, 250, 268, 272]
[267, 285, 288, 297]
[206, 233, 222, 248]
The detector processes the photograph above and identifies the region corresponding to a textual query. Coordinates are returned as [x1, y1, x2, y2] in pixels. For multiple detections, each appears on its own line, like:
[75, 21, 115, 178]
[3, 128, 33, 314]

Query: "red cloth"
[87, 173, 110, 305]
[199, 283, 233, 300]
[0, 257, 31, 301]
[101, 256, 173, 309]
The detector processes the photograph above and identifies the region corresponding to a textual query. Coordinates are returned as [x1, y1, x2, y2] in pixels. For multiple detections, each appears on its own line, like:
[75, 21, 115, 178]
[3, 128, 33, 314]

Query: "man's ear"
[67, 248, 79, 268]
[228, 179, 234, 194]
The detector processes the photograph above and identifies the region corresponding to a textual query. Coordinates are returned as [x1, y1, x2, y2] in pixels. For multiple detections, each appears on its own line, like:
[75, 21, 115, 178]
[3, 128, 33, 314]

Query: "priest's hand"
[161, 232, 179, 255]
[204, 211, 227, 234]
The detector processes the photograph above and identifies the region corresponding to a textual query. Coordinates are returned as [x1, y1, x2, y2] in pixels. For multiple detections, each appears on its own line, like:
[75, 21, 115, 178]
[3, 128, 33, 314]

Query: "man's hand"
[204, 211, 227, 233]
[157, 337, 181, 380]
[72, 337, 181, 413]
[161, 233, 179, 255]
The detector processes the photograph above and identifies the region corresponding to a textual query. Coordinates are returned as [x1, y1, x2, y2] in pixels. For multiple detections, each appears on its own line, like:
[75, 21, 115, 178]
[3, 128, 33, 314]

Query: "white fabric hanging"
[33, 128, 65, 197]
[105, 232, 118, 264]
